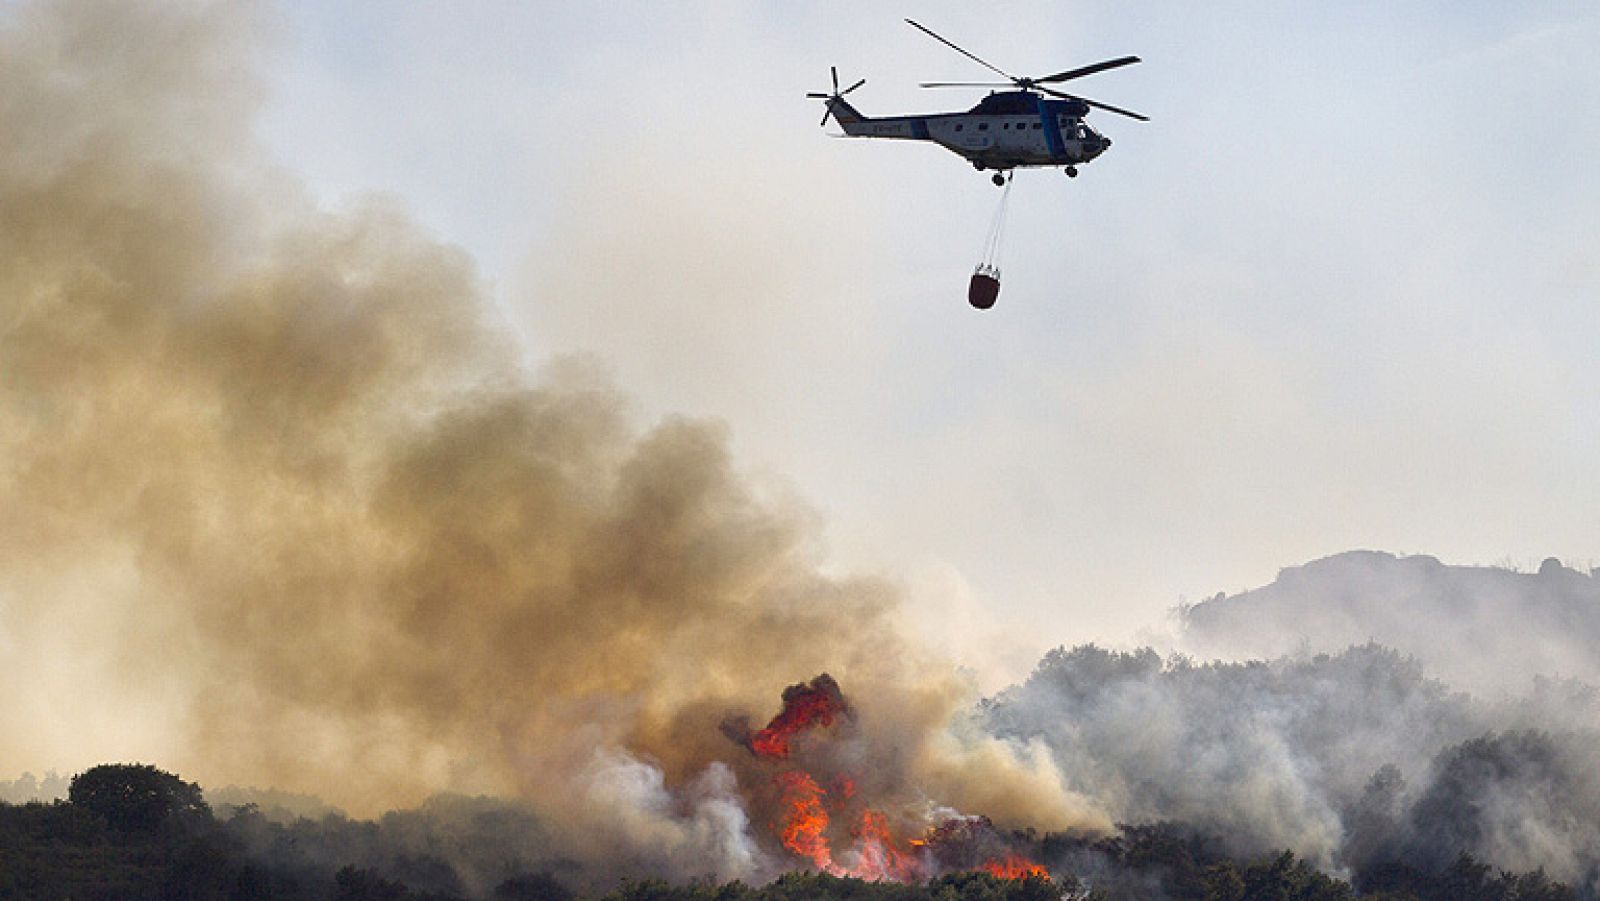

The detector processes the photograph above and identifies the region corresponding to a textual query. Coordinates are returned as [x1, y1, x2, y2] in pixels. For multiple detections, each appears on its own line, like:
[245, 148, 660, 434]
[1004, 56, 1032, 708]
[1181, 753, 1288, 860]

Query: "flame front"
[739, 675, 1050, 883]
[775, 770, 834, 872]
[848, 810, 920, 882]
[981, 851, 1050, 880]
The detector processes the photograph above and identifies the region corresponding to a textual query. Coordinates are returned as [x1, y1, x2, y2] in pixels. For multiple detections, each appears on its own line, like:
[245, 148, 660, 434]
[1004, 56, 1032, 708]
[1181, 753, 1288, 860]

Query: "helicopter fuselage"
[827, 91, 1110, 173]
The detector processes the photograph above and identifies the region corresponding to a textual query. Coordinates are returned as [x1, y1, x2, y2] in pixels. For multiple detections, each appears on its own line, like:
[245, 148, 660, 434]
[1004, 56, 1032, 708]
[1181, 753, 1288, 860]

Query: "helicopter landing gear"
[992, 172, 1006, 187]
[1064, 166, 1078, 178]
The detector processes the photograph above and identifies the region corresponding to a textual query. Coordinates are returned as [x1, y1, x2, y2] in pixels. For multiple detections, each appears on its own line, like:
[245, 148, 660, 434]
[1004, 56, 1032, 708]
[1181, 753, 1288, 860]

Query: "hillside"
[1178, 551, 1600, 695]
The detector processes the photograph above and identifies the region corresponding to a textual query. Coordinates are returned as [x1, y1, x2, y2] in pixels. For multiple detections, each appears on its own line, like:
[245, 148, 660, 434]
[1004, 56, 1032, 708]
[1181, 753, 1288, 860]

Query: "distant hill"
[1178, 550, 1600, 696]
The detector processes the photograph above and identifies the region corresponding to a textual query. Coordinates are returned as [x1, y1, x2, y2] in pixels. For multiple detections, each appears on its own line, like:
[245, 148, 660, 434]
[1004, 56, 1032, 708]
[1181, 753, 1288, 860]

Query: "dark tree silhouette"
[68, 763, 211, 832]
[334, 865, 411, 900]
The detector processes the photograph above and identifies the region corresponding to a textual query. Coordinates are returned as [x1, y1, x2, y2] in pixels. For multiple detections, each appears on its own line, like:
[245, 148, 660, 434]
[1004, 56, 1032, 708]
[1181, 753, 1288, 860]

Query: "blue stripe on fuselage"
[1038, 96, 1065, 160]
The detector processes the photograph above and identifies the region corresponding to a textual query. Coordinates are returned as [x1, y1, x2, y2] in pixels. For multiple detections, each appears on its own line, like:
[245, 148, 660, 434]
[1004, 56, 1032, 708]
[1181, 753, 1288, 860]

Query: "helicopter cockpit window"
[1074, 124, 1092, 140]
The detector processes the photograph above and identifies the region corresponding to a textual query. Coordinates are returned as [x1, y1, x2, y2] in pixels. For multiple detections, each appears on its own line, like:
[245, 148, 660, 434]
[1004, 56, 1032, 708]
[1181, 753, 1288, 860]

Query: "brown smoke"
[0, 1, 1096, 879]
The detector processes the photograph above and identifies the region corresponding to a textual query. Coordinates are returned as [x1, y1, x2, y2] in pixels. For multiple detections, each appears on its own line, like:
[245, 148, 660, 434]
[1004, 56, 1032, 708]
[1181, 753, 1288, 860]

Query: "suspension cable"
[978, 175, 1013, 275]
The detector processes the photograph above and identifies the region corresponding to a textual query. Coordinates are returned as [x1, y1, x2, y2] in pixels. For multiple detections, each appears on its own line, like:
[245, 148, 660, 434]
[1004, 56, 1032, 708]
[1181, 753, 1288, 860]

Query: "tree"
[1237, 850, 1353, 901]
[335, 865, 410, 900]
[68, 763, 211, 833]
[1202, 862, 1245, 901]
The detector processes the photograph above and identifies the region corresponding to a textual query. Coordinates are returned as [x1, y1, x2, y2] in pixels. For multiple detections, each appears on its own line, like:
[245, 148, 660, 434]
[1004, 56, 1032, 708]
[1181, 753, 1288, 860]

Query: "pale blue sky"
[258, 2, 1600, 680]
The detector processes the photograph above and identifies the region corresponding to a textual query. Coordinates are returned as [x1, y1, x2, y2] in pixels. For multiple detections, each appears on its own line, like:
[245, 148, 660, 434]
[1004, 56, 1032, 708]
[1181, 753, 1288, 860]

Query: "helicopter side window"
[1031, 123, 1041, 130]
[978, 122, 988, 131]
[954, 123, 963, 132]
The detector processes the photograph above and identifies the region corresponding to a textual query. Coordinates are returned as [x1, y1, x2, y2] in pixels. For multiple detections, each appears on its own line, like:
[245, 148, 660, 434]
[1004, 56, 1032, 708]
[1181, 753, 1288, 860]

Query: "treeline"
[0, 763, 543, 900]
[0, 764, 1578, 900]
[1034, 821, 1576, 901]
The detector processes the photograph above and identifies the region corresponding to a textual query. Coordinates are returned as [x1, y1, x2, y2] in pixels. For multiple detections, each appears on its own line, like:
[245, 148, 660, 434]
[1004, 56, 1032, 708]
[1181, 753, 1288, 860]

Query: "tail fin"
[825, 96, 865, 127]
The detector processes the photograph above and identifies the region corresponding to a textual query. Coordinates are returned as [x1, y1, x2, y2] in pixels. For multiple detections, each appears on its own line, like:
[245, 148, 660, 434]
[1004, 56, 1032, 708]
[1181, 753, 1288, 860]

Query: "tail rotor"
[807, 66, 865, 127]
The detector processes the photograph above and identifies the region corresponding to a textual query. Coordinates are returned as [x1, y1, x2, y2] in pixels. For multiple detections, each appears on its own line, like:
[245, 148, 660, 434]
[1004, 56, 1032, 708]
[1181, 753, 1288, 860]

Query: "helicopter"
[810, 19, 1146, 186]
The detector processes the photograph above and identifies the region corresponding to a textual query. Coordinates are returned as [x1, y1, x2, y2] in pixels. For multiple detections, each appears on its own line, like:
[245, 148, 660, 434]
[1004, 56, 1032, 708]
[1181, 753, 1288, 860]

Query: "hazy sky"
[257, 2, 1599, 680]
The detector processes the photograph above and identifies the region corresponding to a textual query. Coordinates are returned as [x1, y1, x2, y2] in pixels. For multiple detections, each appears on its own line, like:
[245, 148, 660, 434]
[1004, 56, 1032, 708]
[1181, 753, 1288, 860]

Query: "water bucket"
[968, 269, 1000, 310]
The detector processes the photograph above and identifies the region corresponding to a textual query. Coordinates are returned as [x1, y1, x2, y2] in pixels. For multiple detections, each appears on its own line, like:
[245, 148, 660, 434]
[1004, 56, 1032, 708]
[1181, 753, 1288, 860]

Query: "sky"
[255, 2, 1600, 683]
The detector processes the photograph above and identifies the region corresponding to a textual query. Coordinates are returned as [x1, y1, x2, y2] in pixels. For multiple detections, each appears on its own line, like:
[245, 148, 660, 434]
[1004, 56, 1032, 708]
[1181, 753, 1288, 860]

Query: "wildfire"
[981, 851, 1050, 880]
[849, 810, 920, 882]
[731, 673, 851, 759]
[770, 773, 920, 881]
[734, 674, 1051, 884]
[775, 771, 834, 872]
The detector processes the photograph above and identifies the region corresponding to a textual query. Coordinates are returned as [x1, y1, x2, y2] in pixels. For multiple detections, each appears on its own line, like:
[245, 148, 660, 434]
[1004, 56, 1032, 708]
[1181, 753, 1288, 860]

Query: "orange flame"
[847, 809, 920, 882]
[774, 770, 834, 872]
[748, 674, 850, 759]
[772, 774, 926, 881]
[740, 675, 1049, 884]
[980, 851, 1050, 880]
[835, 775, 857, 800]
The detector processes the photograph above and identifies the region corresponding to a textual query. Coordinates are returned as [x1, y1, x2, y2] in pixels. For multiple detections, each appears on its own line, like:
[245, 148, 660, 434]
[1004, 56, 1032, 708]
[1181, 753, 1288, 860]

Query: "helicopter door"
[1040, 109, 1066, 159]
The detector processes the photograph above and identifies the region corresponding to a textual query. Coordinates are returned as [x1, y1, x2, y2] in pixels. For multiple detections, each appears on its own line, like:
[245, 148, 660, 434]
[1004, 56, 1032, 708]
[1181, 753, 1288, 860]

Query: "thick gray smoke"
[985, 644, 1600, 891]
[1155, 551, 1600, 887]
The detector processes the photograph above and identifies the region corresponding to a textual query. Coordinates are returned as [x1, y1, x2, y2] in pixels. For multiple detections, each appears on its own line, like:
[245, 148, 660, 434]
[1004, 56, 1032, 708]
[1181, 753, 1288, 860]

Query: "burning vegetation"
[723, 674, 1051, 883]
[721, 674, 854, 761]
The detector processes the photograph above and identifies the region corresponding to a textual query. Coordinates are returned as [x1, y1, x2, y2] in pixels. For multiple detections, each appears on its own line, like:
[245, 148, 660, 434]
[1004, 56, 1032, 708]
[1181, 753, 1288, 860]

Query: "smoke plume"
[987, 644, 1600, 892]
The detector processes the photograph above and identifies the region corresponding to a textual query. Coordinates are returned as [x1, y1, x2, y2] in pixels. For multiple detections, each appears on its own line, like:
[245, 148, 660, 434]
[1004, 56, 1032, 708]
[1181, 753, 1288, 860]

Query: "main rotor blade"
[842, 78, 866, 94]
[919, 81, 1014, 88]
[1037, 55, 1141, 84]
[831, 65, 839, 93]
[1037, 85, 1149, 121]
[905, 19, 1013, 82]
[806, 92, 830, 98]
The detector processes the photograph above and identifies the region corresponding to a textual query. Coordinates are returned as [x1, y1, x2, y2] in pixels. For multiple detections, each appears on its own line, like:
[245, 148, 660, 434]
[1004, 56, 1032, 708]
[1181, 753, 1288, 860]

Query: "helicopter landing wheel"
[1064, 166, 1078, 178]
[973, 161, 986, 171]
[992, 172, 1006, 187]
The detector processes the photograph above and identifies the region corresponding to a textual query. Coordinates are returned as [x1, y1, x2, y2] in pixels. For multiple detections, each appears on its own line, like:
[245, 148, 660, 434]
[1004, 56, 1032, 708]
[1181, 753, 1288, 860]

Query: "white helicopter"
[810, 19, 1146, 186]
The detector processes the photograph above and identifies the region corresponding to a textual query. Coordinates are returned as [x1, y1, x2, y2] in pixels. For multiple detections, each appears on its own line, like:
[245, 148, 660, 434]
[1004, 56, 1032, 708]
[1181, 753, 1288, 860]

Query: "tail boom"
[833, 106, 932, 141]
